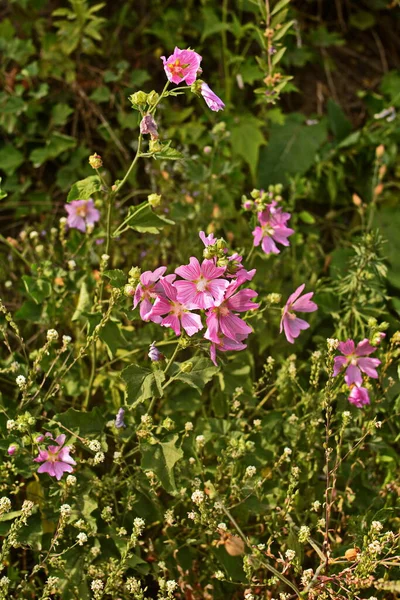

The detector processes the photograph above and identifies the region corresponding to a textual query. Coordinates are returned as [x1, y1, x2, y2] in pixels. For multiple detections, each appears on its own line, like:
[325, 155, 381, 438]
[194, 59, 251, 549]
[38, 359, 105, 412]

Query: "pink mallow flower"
[280, 284, 318, 344]
[333, 339, 381, 386]
[205, 280, 259, 344]
[175, 257, 229, 309]
[348, 385, 370, 408]
[252, 202, 294, 255]
[161, 47, 202, 85]
[199, 231, 217, 247]
[65, 199, 100, 232]
[133, 267, 168, 320]
[148, 279, 203, 337]
[34, 433, 76, 481]
[210, 336, 247, 366]
[200, 83, 225, 112]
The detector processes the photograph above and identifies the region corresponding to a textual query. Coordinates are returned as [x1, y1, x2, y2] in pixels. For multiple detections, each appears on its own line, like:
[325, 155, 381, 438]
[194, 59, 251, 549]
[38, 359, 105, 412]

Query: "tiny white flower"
[285, 549, 296, 561]
[191, 490, 204, 505]
[66, 475, 77, 487]
[77, 532, 88, 545]
[217, 522, 227, 531]
[245, 465, 256, 478]
[16, 375, 26, 388]
[46, 329, 59, 342]
[185, 421, 193, 431]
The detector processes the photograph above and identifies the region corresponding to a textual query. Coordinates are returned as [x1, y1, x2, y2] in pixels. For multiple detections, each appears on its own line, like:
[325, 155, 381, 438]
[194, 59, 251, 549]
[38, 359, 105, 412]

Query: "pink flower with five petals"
[174, 257, 229, 309]
[65, 199, 100, 233]
[252, 202, 294, 255]
[161, 47, 202, 85]
[133, 267, 169, 320]
[147, 279, 203, 337]
[333, 339, 381, 386]
[280, 284, 318, 343]
[34, 433, 76, 481]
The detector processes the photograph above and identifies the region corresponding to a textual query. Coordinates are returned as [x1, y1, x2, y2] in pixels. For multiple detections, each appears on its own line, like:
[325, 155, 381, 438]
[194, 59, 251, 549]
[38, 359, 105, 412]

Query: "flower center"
[167, 59, 189, 77]
[195, 275, 209, 292]
[262, 223, 275, 237]
[47, 449, 60, 463]
[170, 301, 184, 317]
[287, 311, 297, 320]
[76, 203, 88, 217]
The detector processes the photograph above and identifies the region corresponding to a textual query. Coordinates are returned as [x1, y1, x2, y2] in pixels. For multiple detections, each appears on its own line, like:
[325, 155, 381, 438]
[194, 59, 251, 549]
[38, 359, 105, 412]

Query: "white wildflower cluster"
[342, 411, 352, 425]
[133, 517, 145, 536]
[187, 511, 196, 520]
[93, 452, 105, 465]
[77, 532, 88, 546]
[327, 338, 339, 351]
[371, 520, 383, 532]
[317, 518, 326, 529]
[184, 421, 193, 432]
[141, 414, 153, 427]
[279, 593, 291, 600]
[91, 579, 104, 599]
[245, 465, 257, 478]
[217, 522, 227, 531]
[191, 490, 205, 505]
[0, 497, 11, 516]
[368, 540, 382, 555]
[195, 434, 205, 447]
[244, 593, 254, 600]
[214, 571, 225, 580]
[0, 576, 10, 593]
[60, 504, 72, 517]
[298, 525, 310, 543]
[126, 577, 143, 594]
[46, 329, 59, 342]
[101, 506, 113, 522]
[311, 500, 321, 512]
[66, 475, 77, 487]
[67, 259, 76, 270]
[253, 419, 261, 428]
[21, 500, 34, 521]
[164, 509, 175, 526]
[285, 549, 296, 561]
[87, 440, 101, 452]
[16, 375, 27, 389]
[301, 568, 314, 586]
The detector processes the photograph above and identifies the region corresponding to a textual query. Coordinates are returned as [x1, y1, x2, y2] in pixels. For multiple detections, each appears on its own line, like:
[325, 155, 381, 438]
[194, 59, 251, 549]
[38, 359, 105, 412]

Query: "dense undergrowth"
[0, 1, 400, 599]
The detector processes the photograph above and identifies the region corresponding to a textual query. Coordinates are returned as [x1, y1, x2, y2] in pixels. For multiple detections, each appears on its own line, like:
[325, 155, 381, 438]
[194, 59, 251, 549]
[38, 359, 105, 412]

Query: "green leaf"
[0, 145, 24, 175]
[0, 178, 7, 201]
[153, 143, 184, 161]
[173, 357, 219, 393]
[116, 202, 175, 236]
[103, 269, 126, 288]
[272, 47, 286, 66]
[72, 281, 91, 321]
[141, 434, 183, 493]
[349, 10, 375, 30]
[56, 408, 106, 436]
[327, 99, 351, 141]
[67, 176, 102, 203]
[51, 103, 74, 126]
[258, 113, 327, 186]
[29, 133, 76, 167]
[22, 276, 52, 304]
[272, 20, 294, 41]
[271, 0, 291, 16]
[230, 115, 265, 178]
[122, 364, 165, 406]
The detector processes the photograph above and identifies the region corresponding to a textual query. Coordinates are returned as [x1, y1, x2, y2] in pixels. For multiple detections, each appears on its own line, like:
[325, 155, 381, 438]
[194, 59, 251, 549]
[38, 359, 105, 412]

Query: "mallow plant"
[0, 42, 399, 600]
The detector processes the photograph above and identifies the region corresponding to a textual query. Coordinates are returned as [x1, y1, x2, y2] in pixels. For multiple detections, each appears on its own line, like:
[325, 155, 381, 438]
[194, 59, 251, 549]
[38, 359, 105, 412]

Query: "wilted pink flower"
[148, 279, 203, 337]
[175, 257, 228, 309]
[115, 408, 126, 429]
[200, 83, 225, 112]
[140, 114, 158, 139]
[280, 284, 318, 344]
[65, 199, 100, 233]
[210, 335, 247, 366]
[161, 47, 202, 85]
[34, 433, 76, 481]
[133, 267, 168, 320]
[348, 385, 370, 408]
[205, 280, 258, 344]
[148, 342, 164, 362]
[252, 202, 294, 255]
[333, 339, 381, 386]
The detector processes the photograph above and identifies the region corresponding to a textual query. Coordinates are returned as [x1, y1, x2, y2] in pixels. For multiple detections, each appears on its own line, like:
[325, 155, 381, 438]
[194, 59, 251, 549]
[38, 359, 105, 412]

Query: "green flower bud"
[180, 361, 193, 373]
[129, 91, 148, 106]
[274, 183, 283, 194]
[216, 238, 227, 251]
[250, 189, 260, 199]
[149, 139, 162, 153]
[148, 193, 162, 208]
[146, 90, 159, 106]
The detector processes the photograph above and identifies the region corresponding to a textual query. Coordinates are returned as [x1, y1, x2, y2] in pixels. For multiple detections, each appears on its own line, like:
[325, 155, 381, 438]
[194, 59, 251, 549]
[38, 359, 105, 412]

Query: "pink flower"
[210, 336, 247, 366]
[7, 445, 17, 456]
[65, 199, 100, 233]
[252, 202, 294, 255]
[200, 83, 225, 112]
[280, 284, 318, 344]
[161, 47, 202, 85]
[148, 279, 203, 337]
[348, 385, 370, 408]
[174, 257, 229, 309]
[133, 267, 168, 320]
[140, 114, 158, 138]
[333, 339, 381, 386]
[34, 433, 76, 481]
[199, 231, 217, 247]
[205, 280, 259, 344]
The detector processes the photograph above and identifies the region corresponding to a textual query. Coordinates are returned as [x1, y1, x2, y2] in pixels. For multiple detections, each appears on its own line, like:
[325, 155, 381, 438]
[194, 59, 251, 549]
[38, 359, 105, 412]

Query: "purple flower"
[148, 279, 203, 337]
[34, 433, 76, 481]
[348, 385, 370, 408]
[333, 339, 381, 386]
[252, 202, 294, 255]
[200, 83, 225, 112]
[148, 342, 164, 362]
[280, 284, 318, 344]
[140, 114, 158, 139]
[65, 199, 100, 233]
[115, 408, 126, 429]
[161, 47, 202, 85]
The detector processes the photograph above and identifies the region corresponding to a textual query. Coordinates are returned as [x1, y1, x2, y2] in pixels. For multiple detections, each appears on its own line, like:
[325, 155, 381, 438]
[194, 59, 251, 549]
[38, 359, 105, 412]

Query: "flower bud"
[243, 200, 253, 210]
[180, 361, 193, 373]
[7, 445, 17, 456]
[148, 342, 164, 362]
[375, 144, 385, 158]
[148, 193, 161, 208]
[146, 90, 159, 106]
[129, 91, 148, 106]
[149, 139, 162, 153]
[250, 189, 260, 199]
[345, 547, 360, 561]
[89, 153, 103, 169]
[124, 284, 135, 297]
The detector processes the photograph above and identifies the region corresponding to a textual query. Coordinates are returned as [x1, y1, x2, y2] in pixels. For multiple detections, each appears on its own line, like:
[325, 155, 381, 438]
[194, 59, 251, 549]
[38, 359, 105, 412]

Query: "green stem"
[112, 202, 149, 238]
[149, 81, 170, 114]
[0, 234, 31, 269]
[163, 342, 181, 375]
